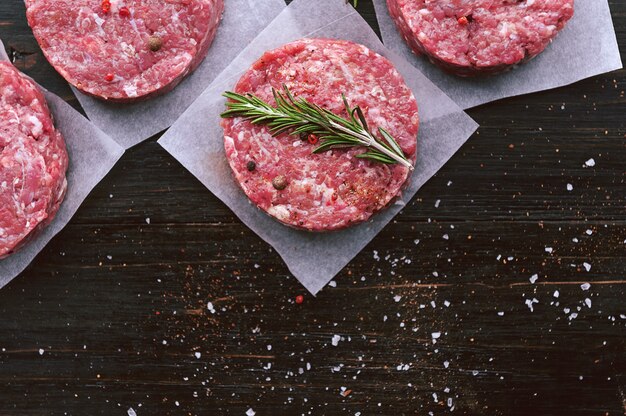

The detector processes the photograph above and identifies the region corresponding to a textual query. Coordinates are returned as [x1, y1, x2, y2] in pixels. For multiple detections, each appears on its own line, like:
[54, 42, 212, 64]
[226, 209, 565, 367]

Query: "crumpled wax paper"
[158, 0, 479, 295]
[0, 40, 125, 289]
[71, 0, 286, 149]
[373, 0, 623, 109]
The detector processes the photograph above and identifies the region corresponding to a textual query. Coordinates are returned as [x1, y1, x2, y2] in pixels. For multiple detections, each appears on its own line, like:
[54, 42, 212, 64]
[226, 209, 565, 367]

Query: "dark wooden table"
[1, 1, 624, 415]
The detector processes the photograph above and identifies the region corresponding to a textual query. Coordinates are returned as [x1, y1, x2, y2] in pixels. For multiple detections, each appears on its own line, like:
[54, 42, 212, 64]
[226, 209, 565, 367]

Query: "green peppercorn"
[148, 36, 163, 52]
[272, 176, 288, 190]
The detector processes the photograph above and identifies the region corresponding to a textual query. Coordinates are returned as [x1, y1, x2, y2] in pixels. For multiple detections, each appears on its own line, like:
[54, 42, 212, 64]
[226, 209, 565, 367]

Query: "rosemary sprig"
[220, 86, 413, 170]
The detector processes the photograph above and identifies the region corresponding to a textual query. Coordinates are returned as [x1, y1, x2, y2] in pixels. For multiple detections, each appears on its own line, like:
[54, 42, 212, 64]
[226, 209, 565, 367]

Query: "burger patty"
[222, 38, 419, 231]
[387, 0, 574, 76]
[0, 62, 69, 258]
[25, 0, 224, 102]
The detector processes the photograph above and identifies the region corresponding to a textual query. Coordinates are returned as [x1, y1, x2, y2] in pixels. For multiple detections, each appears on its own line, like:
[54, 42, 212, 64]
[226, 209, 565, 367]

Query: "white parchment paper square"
[0, 40, 125, 289]
[158, 0, 478, 295]
[73, 0, 285, 149]
[373, 0, 623, 109]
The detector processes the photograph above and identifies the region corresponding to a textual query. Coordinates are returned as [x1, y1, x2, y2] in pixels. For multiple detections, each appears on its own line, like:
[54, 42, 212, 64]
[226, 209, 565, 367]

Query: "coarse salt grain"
[525, 298, 538, 312]
[331, 335, 341, 346]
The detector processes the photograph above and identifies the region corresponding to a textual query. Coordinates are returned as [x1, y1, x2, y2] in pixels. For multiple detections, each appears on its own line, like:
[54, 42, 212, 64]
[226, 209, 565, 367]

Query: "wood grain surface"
[0, 1, 624, 415]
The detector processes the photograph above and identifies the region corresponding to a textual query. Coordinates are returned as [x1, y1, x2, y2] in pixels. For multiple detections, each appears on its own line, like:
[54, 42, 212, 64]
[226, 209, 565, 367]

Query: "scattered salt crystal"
[447, 181, 452, 186]
[194, 352, 201, 359]
[328, 281, 337, 287]
[431, 332, 441, 339]
[434, 199, 441, 208]
[175, 401, 179, 407]
[444, 301, 451, 307]
[566, 183, 573, 191]
[564, 308, 570, 314]
[331, 335, 341, 347]
[145, 217, 150, 224]
[553, 290, 560, 298]
[433, 393, 438, 402]
[393, 295, 402, 303]
[267, 345, 272, 351]
[413, 239, 420, 245]
[585, 229, 593, 235]
[246, 408, 256, 416]
[525, 298, 539, 312]
[207, 302, 216, 314]
[584, 158, 596, 167]
[128, 408, 137, 416]
[443, 234, 449, 240]
[38, 348, 44, 356]
[443, 361, 449, 368]
[529, 274, 538, 284]
[584, 298, 592, 308]
[572, 238, 579, 243]
[583, 262, 591, 272]
[545, 247, 553, 254]
[568, 313, 578, 321]
[581, 283, 591, 291]
[497, 311, 505, 316]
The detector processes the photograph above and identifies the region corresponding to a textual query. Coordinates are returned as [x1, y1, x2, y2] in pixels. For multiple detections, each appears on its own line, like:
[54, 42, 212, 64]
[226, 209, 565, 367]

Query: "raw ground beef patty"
[387, 0, 574, 76]
[25, 0, 224, 102]
[222, 38, 419, 231]
[0, 62, 69, 258]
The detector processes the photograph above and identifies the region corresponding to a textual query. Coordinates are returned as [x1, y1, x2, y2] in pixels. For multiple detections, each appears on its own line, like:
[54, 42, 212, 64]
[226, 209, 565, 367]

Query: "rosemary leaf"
[221, 86, 413, 170]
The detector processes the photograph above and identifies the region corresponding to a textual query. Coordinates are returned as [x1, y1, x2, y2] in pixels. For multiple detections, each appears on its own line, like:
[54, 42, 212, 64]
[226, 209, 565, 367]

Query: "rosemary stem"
[221, 87, 413, 169]
[329, 121, 414, 170]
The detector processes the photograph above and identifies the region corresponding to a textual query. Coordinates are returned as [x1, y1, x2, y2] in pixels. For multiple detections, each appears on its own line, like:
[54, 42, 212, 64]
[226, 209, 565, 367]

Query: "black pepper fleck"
[246, 161, 256, 171]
